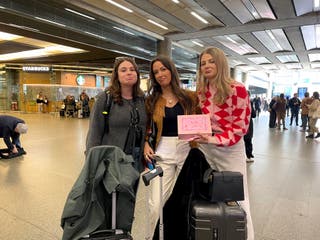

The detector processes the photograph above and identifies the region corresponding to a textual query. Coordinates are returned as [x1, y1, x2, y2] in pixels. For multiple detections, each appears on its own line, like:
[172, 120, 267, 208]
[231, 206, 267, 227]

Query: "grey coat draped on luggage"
[60, 145, 139, 240]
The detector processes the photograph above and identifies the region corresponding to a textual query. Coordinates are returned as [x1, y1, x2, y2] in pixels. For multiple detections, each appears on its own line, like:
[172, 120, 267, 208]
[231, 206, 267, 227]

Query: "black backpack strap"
[102, 91, 112, 133]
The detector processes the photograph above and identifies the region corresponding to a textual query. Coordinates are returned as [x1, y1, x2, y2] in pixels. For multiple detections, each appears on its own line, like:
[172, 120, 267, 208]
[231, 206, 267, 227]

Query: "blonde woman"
[195, 47, 254, 240]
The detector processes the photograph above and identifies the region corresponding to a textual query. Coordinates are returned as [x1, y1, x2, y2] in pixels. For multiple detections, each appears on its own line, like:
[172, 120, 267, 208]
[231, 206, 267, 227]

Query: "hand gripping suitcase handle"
[142, 166, 163, 186]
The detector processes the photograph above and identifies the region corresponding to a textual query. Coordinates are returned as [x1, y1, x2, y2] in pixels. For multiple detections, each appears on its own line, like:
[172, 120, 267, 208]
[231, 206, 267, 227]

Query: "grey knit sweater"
[86, 91, 147, 171]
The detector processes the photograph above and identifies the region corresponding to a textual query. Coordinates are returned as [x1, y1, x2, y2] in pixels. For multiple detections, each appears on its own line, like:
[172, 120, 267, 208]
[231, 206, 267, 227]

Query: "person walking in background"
[306, 91, 320, 139]
[300, 92, 313, 132]
[274, 93, 288, 130]
[244, 92, 256, 163]
[42, 96, 49, 113]
[194, 47, 254, 240]
[288, 93, 301, 126]
[36, 91, 44, 112]
[285, 96, 290, 117]
[141, 55, 200, 239]
[268, 96, 277, 128]
[253, 96, 261, 117]
[85, 56, 147, 231]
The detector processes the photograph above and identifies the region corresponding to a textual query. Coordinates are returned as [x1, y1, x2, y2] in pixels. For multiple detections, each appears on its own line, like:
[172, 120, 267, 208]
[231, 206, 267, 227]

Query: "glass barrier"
[21, 84, 104, 113]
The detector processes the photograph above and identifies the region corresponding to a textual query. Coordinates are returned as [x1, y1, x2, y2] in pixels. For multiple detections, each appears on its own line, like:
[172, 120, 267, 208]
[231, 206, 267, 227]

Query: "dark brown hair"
[107, 56, 144, 104]
[146, 55, 193, 114]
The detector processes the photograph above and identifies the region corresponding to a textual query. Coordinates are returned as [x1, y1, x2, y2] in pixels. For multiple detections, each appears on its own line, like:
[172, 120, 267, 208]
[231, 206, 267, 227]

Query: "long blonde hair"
[196, 47, 233, 105]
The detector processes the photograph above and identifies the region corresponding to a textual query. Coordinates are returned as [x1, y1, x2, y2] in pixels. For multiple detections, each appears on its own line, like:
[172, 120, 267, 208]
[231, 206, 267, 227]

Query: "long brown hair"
[107, 56, 144, 104]
[196, 47, 233, 105]
[146, 55, 193, 114]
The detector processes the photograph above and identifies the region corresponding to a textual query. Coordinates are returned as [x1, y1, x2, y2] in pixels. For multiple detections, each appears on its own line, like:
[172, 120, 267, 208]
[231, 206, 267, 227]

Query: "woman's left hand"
[194, 133, 211, 144]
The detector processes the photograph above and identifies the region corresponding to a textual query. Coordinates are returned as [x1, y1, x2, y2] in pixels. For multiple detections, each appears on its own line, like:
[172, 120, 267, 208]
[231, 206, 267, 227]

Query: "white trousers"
[199, 140, 255, 240]
[135, 136, 191, 239]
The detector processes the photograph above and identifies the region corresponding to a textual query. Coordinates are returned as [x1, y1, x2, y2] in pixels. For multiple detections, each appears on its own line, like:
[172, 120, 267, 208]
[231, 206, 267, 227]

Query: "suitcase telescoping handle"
[142, 162, 164, 240]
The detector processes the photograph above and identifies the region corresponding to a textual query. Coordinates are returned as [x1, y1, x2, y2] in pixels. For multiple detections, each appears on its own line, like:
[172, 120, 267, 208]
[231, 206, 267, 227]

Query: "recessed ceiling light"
[105, 0, 133, 13]
[113, 26, 135, 36]
[65, 8, 95, 20]
[192, 40, 204, 47]
[85, 31, 106, 39]
[315, 0, 320, 8]
[172, 0, 180, 3]
[34, 17, 66, 27]
[190, 11, 208, 24]
[148, 19, 168, 30]
[8, 24, 39, 32]
[0, 31, 22, 40]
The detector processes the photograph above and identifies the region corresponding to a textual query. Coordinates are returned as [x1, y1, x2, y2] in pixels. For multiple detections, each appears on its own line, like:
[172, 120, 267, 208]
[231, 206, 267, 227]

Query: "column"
[157, 37, 172, 58]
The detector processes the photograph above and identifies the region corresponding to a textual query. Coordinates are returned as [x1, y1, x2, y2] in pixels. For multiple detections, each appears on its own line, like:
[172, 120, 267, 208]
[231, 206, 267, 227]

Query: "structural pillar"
[242, 72, 248, 88]
[157, 37, 172, 58]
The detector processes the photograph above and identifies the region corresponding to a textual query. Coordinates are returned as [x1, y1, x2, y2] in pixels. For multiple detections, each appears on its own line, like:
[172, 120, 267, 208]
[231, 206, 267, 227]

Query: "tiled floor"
[0, 111, 320, 240]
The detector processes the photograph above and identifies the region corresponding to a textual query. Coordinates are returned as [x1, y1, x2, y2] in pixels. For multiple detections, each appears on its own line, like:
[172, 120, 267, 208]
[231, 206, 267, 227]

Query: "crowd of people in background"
[59, 90, 93, 118]
[261, 91, 320, 139]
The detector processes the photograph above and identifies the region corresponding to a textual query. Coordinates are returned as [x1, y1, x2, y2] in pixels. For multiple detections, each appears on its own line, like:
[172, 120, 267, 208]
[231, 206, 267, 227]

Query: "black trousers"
[244, 135, 253, 158]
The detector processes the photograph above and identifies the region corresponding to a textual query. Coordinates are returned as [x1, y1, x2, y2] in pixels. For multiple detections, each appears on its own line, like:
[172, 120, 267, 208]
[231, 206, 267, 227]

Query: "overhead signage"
[22, 66, 50, 72]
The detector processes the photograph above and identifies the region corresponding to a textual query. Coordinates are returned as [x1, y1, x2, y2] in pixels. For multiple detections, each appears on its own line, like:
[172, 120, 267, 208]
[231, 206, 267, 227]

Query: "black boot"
[306, 134, 314, 139]
[315, 133, 320, 138]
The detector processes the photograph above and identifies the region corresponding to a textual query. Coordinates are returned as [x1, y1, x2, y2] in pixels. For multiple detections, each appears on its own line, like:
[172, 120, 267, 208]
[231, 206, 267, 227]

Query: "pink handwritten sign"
[178, 114, 212, 140]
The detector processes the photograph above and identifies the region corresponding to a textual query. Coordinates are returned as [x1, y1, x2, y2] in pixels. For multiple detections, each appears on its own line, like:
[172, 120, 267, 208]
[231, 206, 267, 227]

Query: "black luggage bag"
[190, 200, 247, 240]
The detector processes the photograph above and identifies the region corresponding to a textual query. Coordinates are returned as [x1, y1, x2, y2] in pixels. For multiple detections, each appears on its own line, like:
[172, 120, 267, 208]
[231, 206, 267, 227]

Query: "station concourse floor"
[0, 111, 320, 240]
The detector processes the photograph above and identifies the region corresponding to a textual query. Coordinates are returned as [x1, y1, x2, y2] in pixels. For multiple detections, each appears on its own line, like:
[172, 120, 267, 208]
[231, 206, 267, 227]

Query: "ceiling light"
[0, 45, 84, 61]
[253, 29, 291, 52]
[84, 31, 106, 39]
[301, 25, 320, 50]
[213, 35, 258, 55]
[0, 31, 22, 40]
[285, 63, 302, 69]
[226, 36, 237, 44]
[105, 0, 133, 13]
[172, 0, 180, 3]
[45, 45, 83, 53]
[308, 53, 320, 61]
[311, 62, 320, 68]
[242, 0, 260, 19]
[65, 8, 95, 20]
[34, 17, 66, 27]
[248, 57, 271, 64]
[191, 40, 204, 47]
[276, 55, 299, 63]
[0, 5, 5, 9]
[148, 19, 168, 30]
[315, 0, 320, 8]
[8, 24, 39, 32]
[191, 11, 208, 24]
[113, 26, 135, 36]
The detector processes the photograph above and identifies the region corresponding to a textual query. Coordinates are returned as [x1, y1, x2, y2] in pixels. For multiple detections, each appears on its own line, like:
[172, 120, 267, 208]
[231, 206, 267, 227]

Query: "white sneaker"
[246, 158, 254, 163]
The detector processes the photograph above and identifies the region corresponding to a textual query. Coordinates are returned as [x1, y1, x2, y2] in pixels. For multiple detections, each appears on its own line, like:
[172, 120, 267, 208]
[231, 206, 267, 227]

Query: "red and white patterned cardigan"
[199, 82, 251, 147]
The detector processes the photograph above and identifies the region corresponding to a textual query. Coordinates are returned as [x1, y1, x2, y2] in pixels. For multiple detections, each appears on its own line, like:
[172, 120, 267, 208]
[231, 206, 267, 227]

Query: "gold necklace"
[168, 99, 173, 104]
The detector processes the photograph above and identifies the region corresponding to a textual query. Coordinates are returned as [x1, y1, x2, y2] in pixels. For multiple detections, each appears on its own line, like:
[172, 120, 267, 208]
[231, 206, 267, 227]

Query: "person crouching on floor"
[0, 115, 28, 155]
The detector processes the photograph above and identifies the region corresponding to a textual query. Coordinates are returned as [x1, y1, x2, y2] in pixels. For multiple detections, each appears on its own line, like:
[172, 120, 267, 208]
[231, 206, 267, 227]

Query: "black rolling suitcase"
[80, 191, 132, 240]
[190, 200, 247, 240]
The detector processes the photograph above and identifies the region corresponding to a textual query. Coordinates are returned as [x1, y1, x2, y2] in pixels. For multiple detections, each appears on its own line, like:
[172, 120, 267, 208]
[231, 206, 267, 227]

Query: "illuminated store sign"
[22, 66, 50, 72]
[76, 75, 85, 85]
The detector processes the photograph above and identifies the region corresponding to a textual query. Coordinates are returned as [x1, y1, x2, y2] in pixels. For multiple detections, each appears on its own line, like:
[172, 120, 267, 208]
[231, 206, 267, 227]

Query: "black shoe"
[18, 148, 27, 155]
[306, 134, 314, 139]
[315, 133, 320, 138]
[249, 154, 254, 158]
